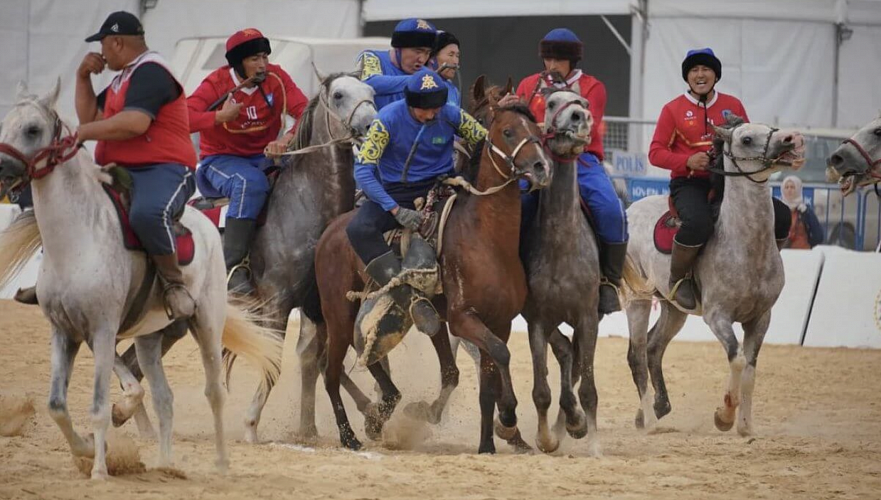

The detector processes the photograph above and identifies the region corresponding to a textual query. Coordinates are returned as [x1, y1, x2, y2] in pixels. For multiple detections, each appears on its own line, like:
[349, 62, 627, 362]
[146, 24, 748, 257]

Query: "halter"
[841, 137, 881, 180]
[0, 108, 81, 190]
[486, 134, 542, 180]
[707, 124, 785, 184]
[541, 97, 588, 145]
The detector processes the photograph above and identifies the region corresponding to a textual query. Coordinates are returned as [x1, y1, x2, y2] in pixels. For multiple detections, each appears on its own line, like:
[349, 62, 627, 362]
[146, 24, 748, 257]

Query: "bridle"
[707, 123, 790, 184]
[841, 137, 881, 180]
[0, 106, 81, 191]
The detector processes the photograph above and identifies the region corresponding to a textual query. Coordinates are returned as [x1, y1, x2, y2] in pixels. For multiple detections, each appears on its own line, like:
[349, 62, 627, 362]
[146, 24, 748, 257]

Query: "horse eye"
[548, 101, 556, 109]
[742, 136, 753, 145]
[874, 127, 881, 137]
[503, 129, 512, 138]
[26, 126, 40, 138]
[333, 92, 343, 100]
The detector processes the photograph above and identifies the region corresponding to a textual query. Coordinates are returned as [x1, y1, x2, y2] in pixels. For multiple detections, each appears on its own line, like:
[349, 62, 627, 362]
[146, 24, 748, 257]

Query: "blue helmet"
[391, 18, 437, 49]
[404, 69, 448, 109]
[539, 28, 583, 64]
[682, 48, 721, 82]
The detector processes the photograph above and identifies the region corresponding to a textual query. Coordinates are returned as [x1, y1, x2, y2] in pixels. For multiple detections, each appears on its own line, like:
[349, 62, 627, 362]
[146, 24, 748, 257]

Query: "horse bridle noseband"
[486, 134, 542, 180]
[841, 137, 881, 180]
[707, 124, 788, 184]
[0, 109, 81, 190]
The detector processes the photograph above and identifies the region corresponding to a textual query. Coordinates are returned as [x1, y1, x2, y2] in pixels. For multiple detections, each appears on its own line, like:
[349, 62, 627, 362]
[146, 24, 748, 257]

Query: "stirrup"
[599, 277, 619, 294]
[668, 277, 693, 307]
[226, 254, 252, 284]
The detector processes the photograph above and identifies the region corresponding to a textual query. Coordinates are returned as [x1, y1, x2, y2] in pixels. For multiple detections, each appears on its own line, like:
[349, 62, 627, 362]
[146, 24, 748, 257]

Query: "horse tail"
[0, 210, 41, 291]
[220, 300, 283, 395]
[620, 254, 654, 303]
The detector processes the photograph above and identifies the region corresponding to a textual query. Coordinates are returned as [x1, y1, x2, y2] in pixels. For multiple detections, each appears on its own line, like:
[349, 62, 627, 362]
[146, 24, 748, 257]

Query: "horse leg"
[293, 314, 320, 439]
[574, 311, 602, 457]
[477, 353, 498, 454]
[647, 303, 688, 420]
[189, 309, 229, 471]
[405, 323, 461, 424]
[135, 332, 175, 467]
[626, 299, 655, 430]
[705, 313, 744, 432]
[527, 320, 558, 453]
[324, 321, 361, 450]
[89, 327, 117, 480]
[737, 312, 770, 437]
[47, 327, 92, 458]
[111, 356, 147, 430]
[547, 326, 584, 440]
[363, 362, 402, 440]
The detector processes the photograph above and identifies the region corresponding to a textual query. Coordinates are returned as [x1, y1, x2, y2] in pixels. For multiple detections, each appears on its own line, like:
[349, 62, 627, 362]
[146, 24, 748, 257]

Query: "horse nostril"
[828, 154, 843, 166]
[572, 112, 582, 122]
[783, 135, 793, 144]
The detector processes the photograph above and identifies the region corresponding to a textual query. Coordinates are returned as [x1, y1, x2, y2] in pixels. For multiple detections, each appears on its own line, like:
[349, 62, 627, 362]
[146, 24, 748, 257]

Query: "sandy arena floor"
[1, 299, 880, 499]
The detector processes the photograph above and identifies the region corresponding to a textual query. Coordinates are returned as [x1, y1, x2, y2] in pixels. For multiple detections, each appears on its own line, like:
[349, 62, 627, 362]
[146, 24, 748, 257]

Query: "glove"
[394, 207, 423, 231]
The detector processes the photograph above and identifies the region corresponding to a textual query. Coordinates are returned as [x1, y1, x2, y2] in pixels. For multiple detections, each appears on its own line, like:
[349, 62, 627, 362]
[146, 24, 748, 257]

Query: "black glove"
[394, 207, 423, 231]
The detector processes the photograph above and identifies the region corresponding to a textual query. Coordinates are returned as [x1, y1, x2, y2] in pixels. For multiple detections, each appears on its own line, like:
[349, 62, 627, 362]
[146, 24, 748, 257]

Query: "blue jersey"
[358, 50, 413, 110]
[444, 78, 460, 107]
[355, 100, 487, 211]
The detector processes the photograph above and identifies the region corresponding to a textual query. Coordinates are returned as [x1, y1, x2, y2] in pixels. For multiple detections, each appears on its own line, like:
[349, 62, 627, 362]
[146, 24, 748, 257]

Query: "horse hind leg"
[574, 311, 602, 457]
[548, 326, 585, 440]
[189, 308, 229, 471]
[135, 332, 175, 467]
[625, 299, 655, 430]
[363, 361, 402, 441]
[527, 320, 557, 452]
[705, 314, 745, 432]
[737, 312, 770, 437]
[47, 328, 94, 458]
[647, 302, 688, 420]
[405, 323, 461, 425]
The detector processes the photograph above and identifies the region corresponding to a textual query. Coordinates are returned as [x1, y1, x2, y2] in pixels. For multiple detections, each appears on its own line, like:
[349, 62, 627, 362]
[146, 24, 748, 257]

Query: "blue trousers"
[522, 152, 628, 243]
[128, 164, 195, 256]
[196, 154, 270, 220]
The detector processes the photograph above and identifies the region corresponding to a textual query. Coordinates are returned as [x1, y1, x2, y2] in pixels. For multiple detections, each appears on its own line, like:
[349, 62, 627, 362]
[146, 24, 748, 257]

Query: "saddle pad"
[103, 185, 195, 266]
[653, 210, 679, 255]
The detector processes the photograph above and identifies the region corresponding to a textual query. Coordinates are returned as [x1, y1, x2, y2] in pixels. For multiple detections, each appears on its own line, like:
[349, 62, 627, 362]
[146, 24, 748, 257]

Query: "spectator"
[780, 175, 824, 249]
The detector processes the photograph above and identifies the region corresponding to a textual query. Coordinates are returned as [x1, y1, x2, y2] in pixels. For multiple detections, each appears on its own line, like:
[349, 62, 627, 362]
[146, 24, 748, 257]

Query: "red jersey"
[95, 52, 197, 170]
[187, 64, 308, 158]
[516, 70, 607, 161]
[648, 92, 749, 179]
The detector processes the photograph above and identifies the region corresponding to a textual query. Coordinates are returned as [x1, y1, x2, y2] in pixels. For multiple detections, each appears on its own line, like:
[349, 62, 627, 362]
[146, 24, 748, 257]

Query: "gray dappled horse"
[520, 89, 601, 455]
[622, 118, 804, 436]
[827, 116, 881, 195]
[0, 81, 281, 479]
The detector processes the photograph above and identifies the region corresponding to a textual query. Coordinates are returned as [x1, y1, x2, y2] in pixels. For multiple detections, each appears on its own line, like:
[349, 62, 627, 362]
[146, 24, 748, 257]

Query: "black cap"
[85, 11, 144, 42]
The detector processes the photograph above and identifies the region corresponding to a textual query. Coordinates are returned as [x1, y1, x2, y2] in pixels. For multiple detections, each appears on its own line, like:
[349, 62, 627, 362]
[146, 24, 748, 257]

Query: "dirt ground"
[1, 299, 880, 499]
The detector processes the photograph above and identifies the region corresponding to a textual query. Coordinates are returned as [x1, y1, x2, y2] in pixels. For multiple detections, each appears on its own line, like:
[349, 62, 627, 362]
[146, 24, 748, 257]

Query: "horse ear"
[38, 77, 61, 110]
[713, 124, 732, 142]
[472, 74, 486, 104]
[16, 81, 29, 101]
[311, 62, 328, 83]
[504, 76, 514, 95]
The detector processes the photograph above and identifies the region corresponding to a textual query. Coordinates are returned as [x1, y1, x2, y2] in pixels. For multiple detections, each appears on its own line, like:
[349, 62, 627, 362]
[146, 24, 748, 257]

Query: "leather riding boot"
[598, 241, 628, 314]
[13, 286, 38, 305]
[365, 251, 441, 336]
[668, 240, 702, 310]
[223, 218, 258, 295]
[152, 253, 196, 320]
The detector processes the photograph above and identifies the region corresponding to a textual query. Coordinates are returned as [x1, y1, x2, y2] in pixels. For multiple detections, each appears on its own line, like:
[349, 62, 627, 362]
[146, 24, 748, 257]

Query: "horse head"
[543, 89, 591, 158]
[485, 103, 551, 191]
[827, 116, 881, 195]
[712, 116, 804, 184]
[319, 71, 377, 137]
[0, 79, 64, 197]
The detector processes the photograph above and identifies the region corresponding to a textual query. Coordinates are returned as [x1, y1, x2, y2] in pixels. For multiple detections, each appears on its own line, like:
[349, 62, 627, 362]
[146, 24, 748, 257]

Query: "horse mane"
[711, 113, 746, 171]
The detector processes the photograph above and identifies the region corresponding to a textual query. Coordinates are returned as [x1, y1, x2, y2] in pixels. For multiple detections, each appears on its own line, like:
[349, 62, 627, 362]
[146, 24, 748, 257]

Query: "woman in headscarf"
[780, 175, 824, 249]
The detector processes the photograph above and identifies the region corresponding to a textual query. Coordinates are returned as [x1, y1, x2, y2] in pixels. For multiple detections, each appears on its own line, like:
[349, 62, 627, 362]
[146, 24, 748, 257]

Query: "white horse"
[622, 118, 803, 435]
[0, 81, 282, 479]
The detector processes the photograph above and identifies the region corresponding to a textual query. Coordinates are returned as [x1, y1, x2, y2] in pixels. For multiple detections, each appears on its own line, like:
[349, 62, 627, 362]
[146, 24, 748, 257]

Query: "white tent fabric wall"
[641, 18, 836, 129]
[0, 0, 138, 126]
[838, 24, 881, 129]
[141, 0, 361, 66]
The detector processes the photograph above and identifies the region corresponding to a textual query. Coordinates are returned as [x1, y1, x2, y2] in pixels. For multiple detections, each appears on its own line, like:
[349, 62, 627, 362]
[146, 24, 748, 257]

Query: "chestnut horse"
[315, 100, 551, 453]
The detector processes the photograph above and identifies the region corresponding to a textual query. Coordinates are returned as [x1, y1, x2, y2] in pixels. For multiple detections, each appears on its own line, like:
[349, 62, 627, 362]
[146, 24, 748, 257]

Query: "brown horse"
[315, 98, 551, 453]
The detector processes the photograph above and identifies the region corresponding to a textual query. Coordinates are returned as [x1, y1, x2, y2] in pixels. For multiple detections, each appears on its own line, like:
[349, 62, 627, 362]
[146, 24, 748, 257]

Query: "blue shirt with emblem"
[354, 100, 487, 211]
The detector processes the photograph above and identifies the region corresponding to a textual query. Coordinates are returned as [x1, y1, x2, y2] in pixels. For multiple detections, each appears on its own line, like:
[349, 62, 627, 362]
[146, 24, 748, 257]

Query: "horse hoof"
[737, 421, 753, 437]
[654, 399, 672, 419]
[587, 438, 603, 458]
[634, 409, 645, 429]
[244, 426, 259, 444]
[90, 469, 109, 481]
[403, 401, 434, 423]
[296, 424, 319, 441]
[363, 404, 385, 441]
[494, 418, 518, 441]
[344, 436, 363, 451]
[536, 432, 559, 454]
[478, 442, 496, 455]
[111, 403, 130, 428]
[714, 408, 735, 432]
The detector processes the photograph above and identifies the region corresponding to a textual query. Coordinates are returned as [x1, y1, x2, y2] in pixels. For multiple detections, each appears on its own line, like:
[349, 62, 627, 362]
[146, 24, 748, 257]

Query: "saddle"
[102, 166, 194, 266]
[187, 166, 280, 229]
[653, 190, 720, 255]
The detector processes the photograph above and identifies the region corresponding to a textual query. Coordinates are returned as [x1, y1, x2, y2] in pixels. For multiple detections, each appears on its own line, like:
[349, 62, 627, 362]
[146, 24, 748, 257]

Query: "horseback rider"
[500, 28, 629, 314]
[346, 69, 487, 336]
[430, 31, 461, 107]
[649, 47, 792, 310]
[74, 11, 197, 320]
[188, 28, 309, 294]
[358, 18, 437, 110]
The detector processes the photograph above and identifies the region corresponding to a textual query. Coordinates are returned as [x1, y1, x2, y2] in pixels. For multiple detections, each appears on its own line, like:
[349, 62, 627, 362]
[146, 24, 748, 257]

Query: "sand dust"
[1, 299, 880, 499]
